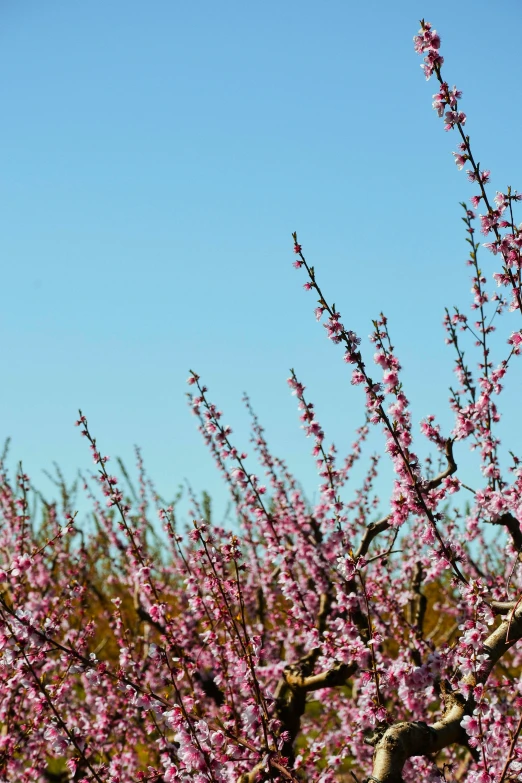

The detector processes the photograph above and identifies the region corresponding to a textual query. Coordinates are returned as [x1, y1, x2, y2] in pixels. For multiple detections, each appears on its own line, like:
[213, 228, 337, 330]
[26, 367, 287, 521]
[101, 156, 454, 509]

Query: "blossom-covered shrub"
[1, 19, 522, 783]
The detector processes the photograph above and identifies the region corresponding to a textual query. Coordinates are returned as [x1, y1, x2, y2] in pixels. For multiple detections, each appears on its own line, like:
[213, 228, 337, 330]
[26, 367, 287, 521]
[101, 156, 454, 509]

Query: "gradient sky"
[2, 1, 522, 524]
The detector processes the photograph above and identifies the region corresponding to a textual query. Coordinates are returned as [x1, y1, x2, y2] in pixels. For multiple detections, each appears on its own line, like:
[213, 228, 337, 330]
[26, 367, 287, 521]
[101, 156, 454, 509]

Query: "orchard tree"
[1, 19, 522, 783]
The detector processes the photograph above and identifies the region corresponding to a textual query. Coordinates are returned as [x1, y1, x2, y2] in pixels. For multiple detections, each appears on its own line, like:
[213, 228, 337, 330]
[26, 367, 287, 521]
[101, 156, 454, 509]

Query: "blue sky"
[2, 1, 521, 524]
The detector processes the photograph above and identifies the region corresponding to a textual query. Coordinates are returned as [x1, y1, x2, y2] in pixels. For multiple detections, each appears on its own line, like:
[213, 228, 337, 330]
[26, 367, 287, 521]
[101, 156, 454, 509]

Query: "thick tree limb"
[369, 695, 466, 783]
[284, 661, 356, 692]
[368, 600, 522, 782]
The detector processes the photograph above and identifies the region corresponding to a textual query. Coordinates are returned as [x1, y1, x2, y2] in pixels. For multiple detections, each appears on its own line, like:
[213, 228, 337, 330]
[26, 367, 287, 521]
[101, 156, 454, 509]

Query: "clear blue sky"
[2, 1, 521, 522]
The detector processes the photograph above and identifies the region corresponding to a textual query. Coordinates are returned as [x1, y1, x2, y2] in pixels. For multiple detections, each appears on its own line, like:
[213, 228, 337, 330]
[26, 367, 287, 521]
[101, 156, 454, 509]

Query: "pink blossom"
[461, 714, 481, 738]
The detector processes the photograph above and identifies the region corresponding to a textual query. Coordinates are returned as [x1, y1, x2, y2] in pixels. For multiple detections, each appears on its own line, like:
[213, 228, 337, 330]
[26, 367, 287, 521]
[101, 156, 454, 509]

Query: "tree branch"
[284, 661, 357, 692]
[368, 601, 522, 782]
[488, 511, 522, 552]
[425, 438, 457, 490]
[355, 440, 457, 560]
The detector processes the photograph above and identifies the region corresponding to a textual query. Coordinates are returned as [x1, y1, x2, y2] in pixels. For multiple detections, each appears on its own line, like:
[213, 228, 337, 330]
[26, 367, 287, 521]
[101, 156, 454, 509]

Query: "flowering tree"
[1, 19, 522, 783]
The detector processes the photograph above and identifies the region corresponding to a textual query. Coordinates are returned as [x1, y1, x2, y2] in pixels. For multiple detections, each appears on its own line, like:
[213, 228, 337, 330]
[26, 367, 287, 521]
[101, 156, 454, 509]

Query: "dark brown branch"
[424, 438, 457, 490]
[355, 516, 391, 559]
[488, 512, 522, 552]
[408, 562, 427, 667]
[43, 771, 69, 782]
[409, 562, 427, 631]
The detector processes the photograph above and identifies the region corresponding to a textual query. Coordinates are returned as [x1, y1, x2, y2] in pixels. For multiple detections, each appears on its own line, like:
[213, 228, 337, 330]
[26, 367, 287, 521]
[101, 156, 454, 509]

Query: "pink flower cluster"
[413, 21, 522, 315]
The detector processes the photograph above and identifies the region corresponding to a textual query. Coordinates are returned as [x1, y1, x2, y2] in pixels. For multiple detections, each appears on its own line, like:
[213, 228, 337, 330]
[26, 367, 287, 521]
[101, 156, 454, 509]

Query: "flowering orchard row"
[1, 19, 522, 783]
